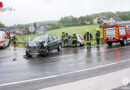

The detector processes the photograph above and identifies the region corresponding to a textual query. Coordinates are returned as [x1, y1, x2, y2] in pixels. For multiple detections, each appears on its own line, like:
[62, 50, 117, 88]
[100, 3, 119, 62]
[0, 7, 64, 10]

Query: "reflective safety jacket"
[64, 34, 69, 40]
[9, 36, 12, 41]
[61, 34, 66, 40]
[84, 32, 93, 42]
[12, 36, 17, 42]
[72, 34, 77, 40]
[95, 31, 100, 39]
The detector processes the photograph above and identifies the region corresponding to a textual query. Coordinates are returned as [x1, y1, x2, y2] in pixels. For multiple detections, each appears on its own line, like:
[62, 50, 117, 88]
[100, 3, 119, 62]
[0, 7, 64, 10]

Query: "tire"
[26, 51, 32, 57]
[77, 42, 81, 47]
[40, 47, 49, 57]
[7, 44, 9, 47]
[120, 38, 127, 46]
[57, 44, 62, 52]
[7, 42, 10, 47]
[2, 44, 6, 49]
[107, 42, 112, 46]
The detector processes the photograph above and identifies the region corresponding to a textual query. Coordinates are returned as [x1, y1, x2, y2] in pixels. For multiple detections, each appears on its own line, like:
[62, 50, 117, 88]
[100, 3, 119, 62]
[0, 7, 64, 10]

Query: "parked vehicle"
[26, 34, 62, 57]
[0, 28, 5, 31]
[103, 25, 130, 46]
[0, 31, 9, 48]
[67, 34, 85, 47]
[0, 28, 10, 38]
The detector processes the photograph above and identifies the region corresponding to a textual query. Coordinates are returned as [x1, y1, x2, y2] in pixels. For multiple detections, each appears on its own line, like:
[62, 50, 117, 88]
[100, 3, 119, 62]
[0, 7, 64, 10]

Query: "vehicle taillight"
[80, 37, 83, 40]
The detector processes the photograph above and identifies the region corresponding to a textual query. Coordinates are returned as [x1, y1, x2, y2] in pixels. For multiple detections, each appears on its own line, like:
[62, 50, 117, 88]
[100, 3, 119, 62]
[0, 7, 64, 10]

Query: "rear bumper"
[105, 40, 121, 43]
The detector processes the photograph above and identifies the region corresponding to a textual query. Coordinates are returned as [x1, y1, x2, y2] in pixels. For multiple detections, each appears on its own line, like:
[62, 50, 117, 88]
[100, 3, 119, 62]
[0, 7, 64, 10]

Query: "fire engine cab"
[103, 25, 130, 46]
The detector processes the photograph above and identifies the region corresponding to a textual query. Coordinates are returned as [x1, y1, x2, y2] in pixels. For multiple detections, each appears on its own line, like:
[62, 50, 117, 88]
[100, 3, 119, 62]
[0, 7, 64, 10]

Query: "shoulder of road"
[41, 68, 130, 90]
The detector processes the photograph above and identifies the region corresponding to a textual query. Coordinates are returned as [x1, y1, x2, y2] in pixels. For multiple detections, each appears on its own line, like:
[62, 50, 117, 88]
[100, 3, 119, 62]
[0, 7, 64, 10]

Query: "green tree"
[116, 11, 130, 20]
[78, 16, 87, 25]
[59, 16, 78, 27]
[0, 22, 5, 28]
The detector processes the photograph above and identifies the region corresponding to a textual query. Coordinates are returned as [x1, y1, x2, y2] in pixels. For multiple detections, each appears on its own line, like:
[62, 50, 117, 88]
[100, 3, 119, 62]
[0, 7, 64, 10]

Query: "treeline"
[50, 11, 130, 29]
[0, 22, 5, 28]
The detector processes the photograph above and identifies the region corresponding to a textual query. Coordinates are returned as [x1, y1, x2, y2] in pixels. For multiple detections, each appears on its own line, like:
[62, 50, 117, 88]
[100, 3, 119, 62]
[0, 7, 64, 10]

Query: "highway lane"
[0, 44, 130, 90]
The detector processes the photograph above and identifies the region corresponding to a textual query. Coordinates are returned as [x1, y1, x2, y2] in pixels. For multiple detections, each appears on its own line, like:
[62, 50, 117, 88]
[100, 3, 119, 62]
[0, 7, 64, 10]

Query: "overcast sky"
[0, 0, 130, 26]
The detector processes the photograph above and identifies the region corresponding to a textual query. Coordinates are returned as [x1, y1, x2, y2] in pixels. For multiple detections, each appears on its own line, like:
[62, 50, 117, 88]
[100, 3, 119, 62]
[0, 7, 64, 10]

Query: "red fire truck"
[103, 25, 130, 46]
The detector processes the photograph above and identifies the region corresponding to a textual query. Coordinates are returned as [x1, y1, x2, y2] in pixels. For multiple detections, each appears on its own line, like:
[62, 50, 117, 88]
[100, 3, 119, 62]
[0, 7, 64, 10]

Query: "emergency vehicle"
[0, 29, 9, 48]
[103, 25, 130, 46]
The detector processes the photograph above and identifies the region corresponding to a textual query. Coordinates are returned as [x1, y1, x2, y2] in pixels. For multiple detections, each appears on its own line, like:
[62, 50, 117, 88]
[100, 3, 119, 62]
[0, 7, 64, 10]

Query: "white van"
[0, 31, 9, 48]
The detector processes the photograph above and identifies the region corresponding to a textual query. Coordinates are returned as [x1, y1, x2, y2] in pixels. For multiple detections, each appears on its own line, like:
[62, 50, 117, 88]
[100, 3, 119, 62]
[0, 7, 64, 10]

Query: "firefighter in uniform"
[12, 34, 18, 47]
[64, 33, 69, 47]
[72, 32, 77, 47]
[61, 32, 66, 46]
[9, 35, 12, 46]
[95, 28, 100, 47]
[84, 30, 93, 48]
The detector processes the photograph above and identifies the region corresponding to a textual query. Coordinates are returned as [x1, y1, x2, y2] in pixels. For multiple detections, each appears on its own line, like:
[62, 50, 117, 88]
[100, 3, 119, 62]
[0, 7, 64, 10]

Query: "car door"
[52, 34, 59, 49]
[48, 34, 55, 51]
[127, 28, 130, 39]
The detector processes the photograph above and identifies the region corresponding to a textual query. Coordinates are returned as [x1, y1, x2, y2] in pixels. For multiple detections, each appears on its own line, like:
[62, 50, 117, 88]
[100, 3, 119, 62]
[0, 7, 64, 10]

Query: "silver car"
[67, 34, 85, 47]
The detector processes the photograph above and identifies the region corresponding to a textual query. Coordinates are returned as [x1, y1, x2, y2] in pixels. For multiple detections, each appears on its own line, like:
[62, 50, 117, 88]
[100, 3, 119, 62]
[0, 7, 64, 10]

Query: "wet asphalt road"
[0, 43, 130, 90]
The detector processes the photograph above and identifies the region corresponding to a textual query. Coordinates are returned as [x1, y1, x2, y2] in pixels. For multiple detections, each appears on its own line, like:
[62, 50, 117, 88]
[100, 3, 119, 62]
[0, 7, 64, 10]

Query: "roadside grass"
[16, 24, 102, 42]
[10, 42, 26, 48]
[47, 24, 101, 38]
[16, 33, 42, 42]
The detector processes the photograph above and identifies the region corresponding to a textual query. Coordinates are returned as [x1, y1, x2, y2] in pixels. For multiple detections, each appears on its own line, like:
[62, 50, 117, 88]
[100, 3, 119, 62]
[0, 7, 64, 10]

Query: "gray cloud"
[0, 0, 130, 26]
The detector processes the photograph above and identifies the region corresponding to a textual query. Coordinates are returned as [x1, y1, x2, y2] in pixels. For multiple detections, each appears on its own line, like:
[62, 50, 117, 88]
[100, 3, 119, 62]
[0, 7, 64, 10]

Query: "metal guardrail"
[16, 42, 28, 44]
[91, 38, 103, 41]
[16, 38, 104, 44]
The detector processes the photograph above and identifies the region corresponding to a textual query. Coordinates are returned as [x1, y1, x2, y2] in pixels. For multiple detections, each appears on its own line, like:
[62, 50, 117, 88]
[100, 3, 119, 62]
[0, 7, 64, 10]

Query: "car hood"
[28, 41, 47, 47]
[28, 41, 38, 46]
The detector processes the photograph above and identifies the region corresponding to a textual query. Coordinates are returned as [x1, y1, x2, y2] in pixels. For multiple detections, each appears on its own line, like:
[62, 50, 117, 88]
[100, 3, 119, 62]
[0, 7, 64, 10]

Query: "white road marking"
[41, 68, 130, 90]
[0, 59, 129, 87]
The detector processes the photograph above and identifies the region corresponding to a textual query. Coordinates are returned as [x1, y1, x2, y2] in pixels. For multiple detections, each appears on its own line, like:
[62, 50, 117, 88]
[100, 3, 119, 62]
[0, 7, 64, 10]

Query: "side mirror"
[28, 36, 31, 42]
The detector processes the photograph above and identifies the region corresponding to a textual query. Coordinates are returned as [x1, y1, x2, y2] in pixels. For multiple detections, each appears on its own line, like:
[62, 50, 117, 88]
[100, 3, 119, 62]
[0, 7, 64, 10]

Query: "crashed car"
[26, 34, 62, 57]
[67, 34, 85, 47]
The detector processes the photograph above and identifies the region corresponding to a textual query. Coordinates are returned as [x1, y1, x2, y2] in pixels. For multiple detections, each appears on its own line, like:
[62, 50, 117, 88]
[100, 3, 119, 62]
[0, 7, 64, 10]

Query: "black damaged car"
[26, 34, 62, 57]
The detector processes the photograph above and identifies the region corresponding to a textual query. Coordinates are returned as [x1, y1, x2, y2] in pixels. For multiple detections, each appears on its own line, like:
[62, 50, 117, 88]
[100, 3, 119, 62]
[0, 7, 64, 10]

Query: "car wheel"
[123, 38, 127, 45]
[7, 44, 9, 47]
[77, 42, 81, 47]
[26, 51, 32, 57]
[40, 47, 49, 57]
[57, 44, 62, 52]
[107, 42, 112, 46]
[120, 38, 127, 46]
[2, 44, 6, 49]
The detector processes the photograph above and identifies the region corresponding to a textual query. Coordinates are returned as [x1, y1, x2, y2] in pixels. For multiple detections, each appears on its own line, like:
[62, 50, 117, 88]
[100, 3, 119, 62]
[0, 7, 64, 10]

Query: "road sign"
[29, 24, 35, 33]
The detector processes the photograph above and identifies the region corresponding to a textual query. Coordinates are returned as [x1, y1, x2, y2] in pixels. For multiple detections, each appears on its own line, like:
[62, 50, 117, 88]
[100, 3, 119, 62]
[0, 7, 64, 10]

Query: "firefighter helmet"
[96, 28, 100, 31]
[86, 30, 89, 32]
[73, 32, 76, 34]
